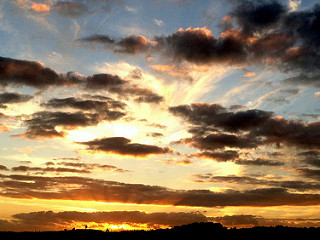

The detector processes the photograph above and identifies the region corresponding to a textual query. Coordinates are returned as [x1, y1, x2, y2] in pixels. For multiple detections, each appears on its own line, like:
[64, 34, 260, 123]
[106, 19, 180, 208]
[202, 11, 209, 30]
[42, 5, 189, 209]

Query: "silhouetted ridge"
[1, 222, 320, 239]
[172, 222, 227, 233]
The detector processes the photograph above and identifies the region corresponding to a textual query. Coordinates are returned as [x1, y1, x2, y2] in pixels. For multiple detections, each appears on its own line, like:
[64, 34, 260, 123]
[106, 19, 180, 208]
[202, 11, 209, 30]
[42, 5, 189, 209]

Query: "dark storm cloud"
[0, 92, 33, 108]
[1, 174, 320, 207]
[0, 56, 79, 89]
[170, 103, 320, 150]
[77, 137, 172, 157]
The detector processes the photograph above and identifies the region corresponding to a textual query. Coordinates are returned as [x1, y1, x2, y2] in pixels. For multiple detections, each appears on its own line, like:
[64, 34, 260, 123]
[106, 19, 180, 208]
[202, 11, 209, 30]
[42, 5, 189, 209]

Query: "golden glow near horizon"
[1, 0, 320, 232]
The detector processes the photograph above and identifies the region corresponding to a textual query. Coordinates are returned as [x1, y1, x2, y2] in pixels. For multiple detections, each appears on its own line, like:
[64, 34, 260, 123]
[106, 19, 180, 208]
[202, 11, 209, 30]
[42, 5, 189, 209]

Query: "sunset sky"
[1, 0, 320, 231]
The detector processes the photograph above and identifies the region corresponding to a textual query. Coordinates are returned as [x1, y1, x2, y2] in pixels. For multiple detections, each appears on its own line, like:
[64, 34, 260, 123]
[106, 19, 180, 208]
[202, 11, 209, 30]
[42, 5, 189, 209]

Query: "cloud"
[154, 19, 165, 27]
[80, 34, 157, 54]
[113, 35, 158, 54]
[169, 103, 320, 150]
[288, 0, 302, 12]
[298, 150, 320, 167]
[297, 168, 320, 180]
[1, 174, 320, 207]
[208, 214, 320, 228]
[283, 75, 320, 88]
[11, 165, 91, 174]
[78, 34, 115, 45]
[84, 73, 164, 103]
[77, 1, 320, 84]
[0, 165, 9, 171]
[2, 210, 320, 231]
[243, 72, 256, 77]
[155, 27, 247, 65]
[53, 2, 88, 18]
[169, 103, 273, 133]
[173, 133, 260, 150]
[0, 210, 207, 231]
[0, 56, 162, 103]
[231, 1, 286, 36]
[193, 173, 320, 191]
[13, 111, 109, 139]
[193, 150, 239, 161]
[0, 56, 79, 89]
[29, 3, 51, 13]
[0, 92, 33, 108]
[230, 1, 320, 74]
[10, 161, 130, 174]
[235, 158, 284, 166]
[77, 137, 172, 157]
[41, 97, 126, 112]
[84, 73, 127, 89]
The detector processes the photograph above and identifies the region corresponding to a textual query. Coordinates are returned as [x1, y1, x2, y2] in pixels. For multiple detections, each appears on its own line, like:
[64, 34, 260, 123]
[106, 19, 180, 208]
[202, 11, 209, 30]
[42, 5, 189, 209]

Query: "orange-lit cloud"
[244, 72, 256, 77]
[150, 64, 175, 72]
[29, 3, 50, 13]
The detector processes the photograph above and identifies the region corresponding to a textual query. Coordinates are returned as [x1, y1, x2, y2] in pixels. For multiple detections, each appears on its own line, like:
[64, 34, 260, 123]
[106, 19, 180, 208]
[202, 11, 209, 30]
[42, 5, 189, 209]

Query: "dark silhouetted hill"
[1, 222, 320, 239]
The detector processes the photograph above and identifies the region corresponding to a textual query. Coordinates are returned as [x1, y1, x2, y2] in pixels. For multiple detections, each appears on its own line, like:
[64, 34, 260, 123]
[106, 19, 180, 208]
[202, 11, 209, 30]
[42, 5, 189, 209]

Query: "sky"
[0, 0, 320, 231]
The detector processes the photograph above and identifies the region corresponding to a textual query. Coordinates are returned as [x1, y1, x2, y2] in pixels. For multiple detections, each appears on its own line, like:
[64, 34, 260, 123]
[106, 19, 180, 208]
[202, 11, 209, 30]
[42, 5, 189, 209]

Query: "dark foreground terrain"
[2, 222, 320, 239]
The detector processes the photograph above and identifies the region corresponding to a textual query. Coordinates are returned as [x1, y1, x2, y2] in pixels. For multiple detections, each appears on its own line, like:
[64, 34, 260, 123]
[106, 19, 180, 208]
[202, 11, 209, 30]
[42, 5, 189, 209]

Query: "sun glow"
[112, 123, 138, 139]
[67, 129, 98, 142]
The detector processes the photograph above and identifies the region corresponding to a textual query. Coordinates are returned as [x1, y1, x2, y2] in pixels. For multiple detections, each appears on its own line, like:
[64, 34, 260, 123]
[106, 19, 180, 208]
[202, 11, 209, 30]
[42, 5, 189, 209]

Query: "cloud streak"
[78, 137, 172, 157]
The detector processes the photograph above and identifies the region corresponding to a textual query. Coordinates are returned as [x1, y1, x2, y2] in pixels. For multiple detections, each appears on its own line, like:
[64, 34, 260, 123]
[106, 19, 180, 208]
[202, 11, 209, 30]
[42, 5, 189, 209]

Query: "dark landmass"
[1, 222, 320, 239]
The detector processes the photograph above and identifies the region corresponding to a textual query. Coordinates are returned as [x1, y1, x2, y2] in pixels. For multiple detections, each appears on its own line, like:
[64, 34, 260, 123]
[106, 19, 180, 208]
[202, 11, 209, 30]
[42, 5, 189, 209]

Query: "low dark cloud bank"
[1, 210, 319, 231]
[1, 174, 320, 207]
